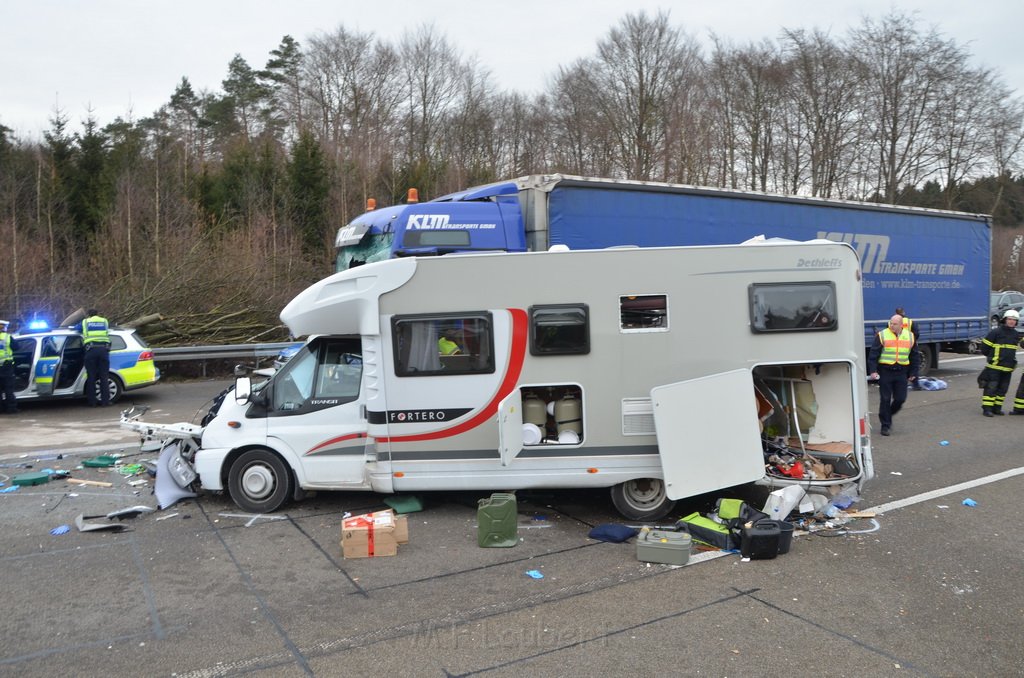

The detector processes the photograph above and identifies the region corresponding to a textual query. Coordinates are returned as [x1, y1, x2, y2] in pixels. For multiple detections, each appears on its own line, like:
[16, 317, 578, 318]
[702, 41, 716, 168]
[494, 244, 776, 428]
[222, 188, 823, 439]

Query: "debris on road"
[75, 514, 126, 533]
[12, 472, 50, 486]
[66, 478, 113, 488]
[82, 455, 118, 468]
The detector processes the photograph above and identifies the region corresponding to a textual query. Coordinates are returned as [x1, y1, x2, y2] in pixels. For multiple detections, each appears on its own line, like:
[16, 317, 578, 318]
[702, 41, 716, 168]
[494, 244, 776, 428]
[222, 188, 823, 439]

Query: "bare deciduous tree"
[850, 12, 963, 203]
[930, 65, 1007, 209]
[589, 11, 697, 180]
[782, 28, 862, 197]
[398, 24, 467, 193]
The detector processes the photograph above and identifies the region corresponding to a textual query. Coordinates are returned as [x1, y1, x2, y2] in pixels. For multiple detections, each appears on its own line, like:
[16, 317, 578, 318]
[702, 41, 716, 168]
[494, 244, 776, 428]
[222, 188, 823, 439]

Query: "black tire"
[227, 448, 293, 513]
[917, 344, 933, 377]
[94, 374, 123, 404]
[610, 479, 677, 521]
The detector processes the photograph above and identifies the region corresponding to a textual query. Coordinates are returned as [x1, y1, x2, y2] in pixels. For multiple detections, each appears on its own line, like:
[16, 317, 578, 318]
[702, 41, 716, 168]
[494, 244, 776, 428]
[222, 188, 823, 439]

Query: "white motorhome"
[127, 240, 874, 519]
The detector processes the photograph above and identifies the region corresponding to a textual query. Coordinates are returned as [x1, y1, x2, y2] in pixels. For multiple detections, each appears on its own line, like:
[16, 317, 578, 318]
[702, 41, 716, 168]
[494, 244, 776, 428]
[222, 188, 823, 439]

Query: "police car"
[10, 323, 160, 404]
[273, 342, 303, 370]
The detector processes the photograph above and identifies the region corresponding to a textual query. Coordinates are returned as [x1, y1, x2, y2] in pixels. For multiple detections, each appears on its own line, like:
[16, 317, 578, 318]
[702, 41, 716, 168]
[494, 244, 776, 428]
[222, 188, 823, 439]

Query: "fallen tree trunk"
[122, 313, 164, 329]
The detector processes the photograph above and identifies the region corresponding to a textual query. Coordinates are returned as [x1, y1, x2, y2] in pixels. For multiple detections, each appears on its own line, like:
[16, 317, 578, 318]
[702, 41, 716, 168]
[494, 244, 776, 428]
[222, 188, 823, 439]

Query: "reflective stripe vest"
[0, 331, 12, 362]
[982, 325, 1020, 372]
[438, 337, 460, 355]
[82, 315, 110, 346]
[878, 328, 914, 365]
[902, 317, 913, 333]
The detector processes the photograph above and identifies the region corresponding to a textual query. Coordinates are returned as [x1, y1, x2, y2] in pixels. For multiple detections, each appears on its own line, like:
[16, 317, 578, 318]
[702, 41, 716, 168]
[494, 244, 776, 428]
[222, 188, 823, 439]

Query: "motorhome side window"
[392, 313, 495, 376]
[530, 304, 590, 355]
[749, 282, 837, 332]
[620, 295, 668, 332]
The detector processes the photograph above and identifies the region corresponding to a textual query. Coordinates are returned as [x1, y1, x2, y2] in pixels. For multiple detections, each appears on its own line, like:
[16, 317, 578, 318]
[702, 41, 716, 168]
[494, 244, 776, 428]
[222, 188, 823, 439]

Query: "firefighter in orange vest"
[868, 314, 920, 435]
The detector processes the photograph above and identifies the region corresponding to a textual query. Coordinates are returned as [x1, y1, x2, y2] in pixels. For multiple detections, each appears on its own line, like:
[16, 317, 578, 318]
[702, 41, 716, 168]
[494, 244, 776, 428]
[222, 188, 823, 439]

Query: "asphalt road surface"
[0, 377, 233, 456]
[1, 357, 1023, 677]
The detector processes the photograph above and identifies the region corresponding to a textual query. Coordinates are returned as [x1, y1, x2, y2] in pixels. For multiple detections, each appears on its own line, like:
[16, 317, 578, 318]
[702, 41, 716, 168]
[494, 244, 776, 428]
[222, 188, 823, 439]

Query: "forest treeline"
[2, 10, 1024, 343]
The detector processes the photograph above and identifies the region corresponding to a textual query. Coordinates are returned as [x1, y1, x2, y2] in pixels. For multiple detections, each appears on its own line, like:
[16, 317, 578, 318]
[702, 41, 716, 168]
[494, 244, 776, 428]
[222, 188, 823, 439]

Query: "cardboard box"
[374, 509, 410, 544]
[392, 512, 409, 544]
[341, 511, 398, 558]
[340, 509, 409, 558]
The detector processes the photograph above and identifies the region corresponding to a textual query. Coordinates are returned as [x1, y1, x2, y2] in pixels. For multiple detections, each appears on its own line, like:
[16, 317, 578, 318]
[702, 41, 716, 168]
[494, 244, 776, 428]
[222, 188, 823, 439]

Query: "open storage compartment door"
[652, 368, 765, 500]
[497, 390, 524, 467]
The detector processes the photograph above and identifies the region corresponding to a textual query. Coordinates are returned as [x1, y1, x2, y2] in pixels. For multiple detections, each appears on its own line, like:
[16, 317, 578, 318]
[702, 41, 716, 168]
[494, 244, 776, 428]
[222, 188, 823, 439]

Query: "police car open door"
[651, 368, 765, 500]
[35, 335, 85, 397]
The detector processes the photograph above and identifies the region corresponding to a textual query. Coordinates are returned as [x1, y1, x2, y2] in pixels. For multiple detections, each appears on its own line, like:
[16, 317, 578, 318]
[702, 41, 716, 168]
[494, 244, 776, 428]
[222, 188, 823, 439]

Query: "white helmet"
[1004, 309, 1020, 320]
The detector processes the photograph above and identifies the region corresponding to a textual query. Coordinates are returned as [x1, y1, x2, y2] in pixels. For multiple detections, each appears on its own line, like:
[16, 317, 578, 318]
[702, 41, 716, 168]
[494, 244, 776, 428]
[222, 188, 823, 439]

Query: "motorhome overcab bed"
[128, 240, 874, 519]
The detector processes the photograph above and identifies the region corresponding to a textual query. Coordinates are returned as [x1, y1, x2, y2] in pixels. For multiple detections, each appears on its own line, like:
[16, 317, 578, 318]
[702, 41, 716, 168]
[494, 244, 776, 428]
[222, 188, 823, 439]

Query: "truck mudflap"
[651, 369, 766, 500]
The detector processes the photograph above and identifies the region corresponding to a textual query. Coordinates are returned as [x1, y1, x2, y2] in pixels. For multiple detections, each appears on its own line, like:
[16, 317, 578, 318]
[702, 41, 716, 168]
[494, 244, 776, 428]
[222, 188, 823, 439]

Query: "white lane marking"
[866, 466, 1024, 514]
[939, 349, 1024, 366]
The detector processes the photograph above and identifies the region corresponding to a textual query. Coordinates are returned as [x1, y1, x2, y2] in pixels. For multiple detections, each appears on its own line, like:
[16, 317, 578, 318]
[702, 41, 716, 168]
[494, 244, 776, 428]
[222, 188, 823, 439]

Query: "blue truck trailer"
[334, 174, 991, 371]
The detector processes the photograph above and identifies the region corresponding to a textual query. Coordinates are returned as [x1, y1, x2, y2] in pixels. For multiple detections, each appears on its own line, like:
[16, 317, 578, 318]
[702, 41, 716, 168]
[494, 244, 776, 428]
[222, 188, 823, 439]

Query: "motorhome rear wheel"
[610, 479, 676, 521]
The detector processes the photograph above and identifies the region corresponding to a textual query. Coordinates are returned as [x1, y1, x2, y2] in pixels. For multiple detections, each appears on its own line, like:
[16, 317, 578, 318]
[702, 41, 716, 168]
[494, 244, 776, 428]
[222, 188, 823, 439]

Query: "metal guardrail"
[152, 342, 295, 362]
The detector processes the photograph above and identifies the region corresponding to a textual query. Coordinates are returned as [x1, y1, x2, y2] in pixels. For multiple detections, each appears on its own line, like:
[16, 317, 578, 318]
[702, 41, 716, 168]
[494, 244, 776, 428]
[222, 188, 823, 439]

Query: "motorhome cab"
[133, 240, 873, 519]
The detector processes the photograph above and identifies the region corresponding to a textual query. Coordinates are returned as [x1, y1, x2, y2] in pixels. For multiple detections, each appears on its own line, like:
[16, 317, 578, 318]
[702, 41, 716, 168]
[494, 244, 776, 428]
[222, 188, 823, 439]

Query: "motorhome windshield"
[336, 232, 395, 273]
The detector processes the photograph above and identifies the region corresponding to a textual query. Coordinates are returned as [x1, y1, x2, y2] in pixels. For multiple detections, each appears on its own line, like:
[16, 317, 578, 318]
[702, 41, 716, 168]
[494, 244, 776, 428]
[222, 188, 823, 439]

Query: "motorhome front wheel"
[228, 448, 293, 513]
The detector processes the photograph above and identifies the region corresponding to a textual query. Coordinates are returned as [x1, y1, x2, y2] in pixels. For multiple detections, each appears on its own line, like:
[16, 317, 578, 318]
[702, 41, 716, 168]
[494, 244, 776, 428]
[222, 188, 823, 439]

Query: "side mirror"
[234, 376, 252, 404]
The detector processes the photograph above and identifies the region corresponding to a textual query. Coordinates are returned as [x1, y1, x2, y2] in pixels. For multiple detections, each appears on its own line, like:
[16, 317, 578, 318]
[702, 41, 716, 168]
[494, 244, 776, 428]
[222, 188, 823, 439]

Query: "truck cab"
[334, 184, 526, 274]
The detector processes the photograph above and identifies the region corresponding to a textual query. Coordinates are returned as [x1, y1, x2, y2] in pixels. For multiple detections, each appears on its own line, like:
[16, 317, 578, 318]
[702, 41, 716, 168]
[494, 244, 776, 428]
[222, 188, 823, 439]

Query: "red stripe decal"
[307, 432, 366, 455]
[381, 308, 528, 443]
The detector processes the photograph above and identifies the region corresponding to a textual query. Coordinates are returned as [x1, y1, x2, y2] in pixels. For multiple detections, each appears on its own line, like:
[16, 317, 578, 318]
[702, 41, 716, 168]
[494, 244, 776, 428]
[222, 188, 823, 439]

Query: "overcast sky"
[3, 0, 1022, 140]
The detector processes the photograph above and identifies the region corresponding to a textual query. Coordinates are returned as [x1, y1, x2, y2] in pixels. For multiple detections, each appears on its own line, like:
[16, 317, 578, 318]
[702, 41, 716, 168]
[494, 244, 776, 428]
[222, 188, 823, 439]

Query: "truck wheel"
[228, 449, 292, 513]
[917, 345, 933, 376]
[610, 479, 677, 521]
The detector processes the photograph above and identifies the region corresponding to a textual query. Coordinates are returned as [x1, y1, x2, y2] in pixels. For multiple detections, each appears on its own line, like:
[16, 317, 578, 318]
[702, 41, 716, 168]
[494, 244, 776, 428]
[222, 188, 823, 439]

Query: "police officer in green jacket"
[81, 309, 112, 406]
[0, 319, 18, 414]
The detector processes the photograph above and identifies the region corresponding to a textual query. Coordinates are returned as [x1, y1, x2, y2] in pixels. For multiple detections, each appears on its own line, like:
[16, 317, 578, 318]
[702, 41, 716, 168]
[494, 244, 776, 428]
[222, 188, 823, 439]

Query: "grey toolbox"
[636, 529, 691, 565]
